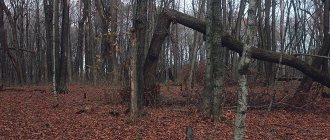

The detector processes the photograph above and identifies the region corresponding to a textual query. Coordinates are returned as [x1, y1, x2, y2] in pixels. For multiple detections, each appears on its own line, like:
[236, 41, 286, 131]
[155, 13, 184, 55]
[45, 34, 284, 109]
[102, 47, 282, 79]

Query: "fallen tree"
[143, 8, 330, 105]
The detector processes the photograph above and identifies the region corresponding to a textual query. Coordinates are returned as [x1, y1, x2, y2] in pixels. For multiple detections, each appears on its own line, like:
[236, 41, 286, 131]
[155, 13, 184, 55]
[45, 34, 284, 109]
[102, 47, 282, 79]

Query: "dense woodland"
[0, 0, 329, 139]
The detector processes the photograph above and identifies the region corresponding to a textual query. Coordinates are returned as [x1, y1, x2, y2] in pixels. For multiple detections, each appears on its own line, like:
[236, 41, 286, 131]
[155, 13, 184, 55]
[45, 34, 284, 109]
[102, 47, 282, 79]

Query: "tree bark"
[44, 0, 53, 83]
[130, 29, 138, 121]
[209, 0, 225, 123]
[233, 0, 257, 138]
[143, 11, 171, 106]
[52, 0, 59, 107]
[76, 0, 89, 82]
[109, 0, 119, 85]
[56, 0, 69, 94]
[264, 0, 274, 85]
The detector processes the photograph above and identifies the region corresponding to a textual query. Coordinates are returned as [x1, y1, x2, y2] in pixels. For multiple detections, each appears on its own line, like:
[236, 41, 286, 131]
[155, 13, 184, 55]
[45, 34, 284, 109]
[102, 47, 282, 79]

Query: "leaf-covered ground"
[0, 83, 329, 139]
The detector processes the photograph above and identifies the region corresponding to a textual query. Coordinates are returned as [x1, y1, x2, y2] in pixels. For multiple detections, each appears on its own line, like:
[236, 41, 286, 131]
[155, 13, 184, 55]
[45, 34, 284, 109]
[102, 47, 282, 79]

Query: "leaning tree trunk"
[143, 11, 171, 106]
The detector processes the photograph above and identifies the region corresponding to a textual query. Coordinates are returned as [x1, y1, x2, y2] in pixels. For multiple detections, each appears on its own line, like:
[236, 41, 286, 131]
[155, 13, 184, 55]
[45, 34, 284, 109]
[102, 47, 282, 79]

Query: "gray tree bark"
[52, 0, 59, 107]
[209, 0, 225, 123]
[233, 0, 257, 138]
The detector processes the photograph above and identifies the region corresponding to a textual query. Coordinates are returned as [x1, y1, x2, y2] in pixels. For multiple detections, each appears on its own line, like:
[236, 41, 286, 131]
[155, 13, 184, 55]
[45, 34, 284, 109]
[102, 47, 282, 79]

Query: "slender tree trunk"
[232, 0, 247, 80]
[87, 0, 96, 85]
[110, 0, 119, 85]
[233, 0, 257, 138]
[35, 0, 43, 83]
[187, 0, 205, 90]
[264, 0, 274, 85]
[77, 0, 88, 82]
[52, 0, 59, 107]
[130, 29, 138, 121]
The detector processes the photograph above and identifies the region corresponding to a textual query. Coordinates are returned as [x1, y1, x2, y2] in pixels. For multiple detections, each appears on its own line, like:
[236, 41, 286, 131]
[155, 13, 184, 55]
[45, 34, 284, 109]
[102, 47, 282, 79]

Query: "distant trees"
[0, 0, 329, 122]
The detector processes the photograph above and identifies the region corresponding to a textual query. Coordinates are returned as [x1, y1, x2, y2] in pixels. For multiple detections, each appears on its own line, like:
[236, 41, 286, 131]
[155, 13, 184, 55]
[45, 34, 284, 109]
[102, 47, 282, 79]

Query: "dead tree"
[143, 8, 330, 105]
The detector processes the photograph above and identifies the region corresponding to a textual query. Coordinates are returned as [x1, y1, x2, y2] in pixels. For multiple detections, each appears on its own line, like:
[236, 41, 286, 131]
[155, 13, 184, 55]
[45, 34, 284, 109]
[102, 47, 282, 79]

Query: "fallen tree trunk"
[143, 8, 330, 105]
[161, 9, 330, 88]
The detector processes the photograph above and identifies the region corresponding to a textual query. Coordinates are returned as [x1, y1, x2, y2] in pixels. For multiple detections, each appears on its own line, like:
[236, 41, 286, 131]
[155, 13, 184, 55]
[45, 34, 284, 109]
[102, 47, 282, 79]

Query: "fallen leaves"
[0, 84, 329, 139]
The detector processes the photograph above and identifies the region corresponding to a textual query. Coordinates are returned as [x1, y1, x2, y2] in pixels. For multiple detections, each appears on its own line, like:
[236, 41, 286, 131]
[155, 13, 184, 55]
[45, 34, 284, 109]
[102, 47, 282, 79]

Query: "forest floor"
[0, 81, 329, 139]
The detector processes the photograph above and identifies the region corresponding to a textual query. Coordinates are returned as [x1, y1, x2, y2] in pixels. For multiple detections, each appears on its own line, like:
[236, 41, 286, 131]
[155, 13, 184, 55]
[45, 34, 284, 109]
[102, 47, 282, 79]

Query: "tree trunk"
[200, 0, 212, 115]
[264, 0, 274, 85]
[110, 0, 119, 85]
[77, 0, 89, 82]
[35, 0, 43, 84]
[56, 0, 69, 94]
[88, 0, 96, 85]
[52, 0, 59, 107]
[231, 0, 247, 81]
[143, 11, 171, 106]
[233, 0, 257, 138]
[135, 0, 147, 108]
[209, 0, 225, 123]
[130, 29, 138, 121]
[44, 0, 53, 83]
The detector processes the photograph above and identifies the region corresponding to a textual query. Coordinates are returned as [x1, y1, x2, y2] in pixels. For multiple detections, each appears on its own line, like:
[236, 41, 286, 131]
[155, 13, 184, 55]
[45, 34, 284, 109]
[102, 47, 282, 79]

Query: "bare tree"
[76, 0, 89, 82]
[233, 0, 257, 138]
[56, 0, 70, 93]
[52, 0, 59, 106]
[0, 0, 24, 85]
